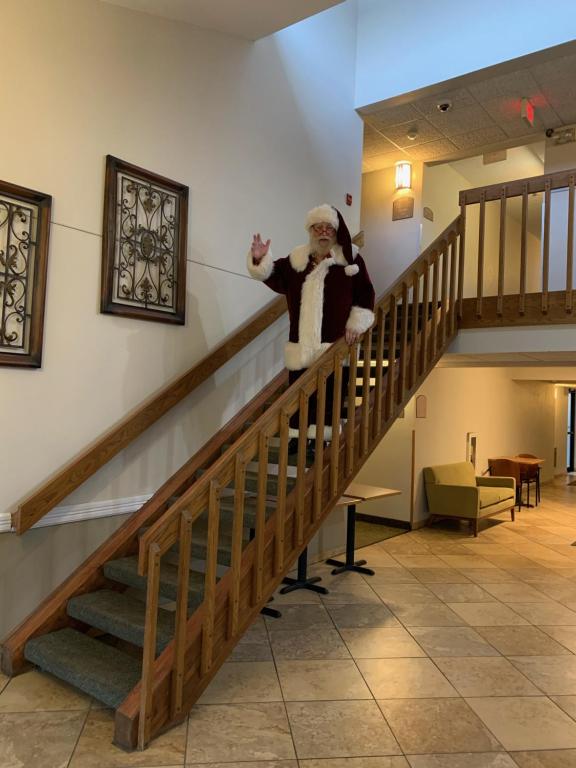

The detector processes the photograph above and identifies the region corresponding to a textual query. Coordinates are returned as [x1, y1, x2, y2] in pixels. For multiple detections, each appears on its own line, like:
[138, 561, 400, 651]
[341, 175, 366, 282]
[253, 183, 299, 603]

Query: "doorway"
[568, 389, 575, 473]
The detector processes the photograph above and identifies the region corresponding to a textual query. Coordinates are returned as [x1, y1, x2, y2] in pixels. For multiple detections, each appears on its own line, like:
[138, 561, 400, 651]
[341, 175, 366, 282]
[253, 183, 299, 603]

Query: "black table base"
[326, 503, 375, 576]
[261, 597, 282, 619]
[281, 548, 328, 595]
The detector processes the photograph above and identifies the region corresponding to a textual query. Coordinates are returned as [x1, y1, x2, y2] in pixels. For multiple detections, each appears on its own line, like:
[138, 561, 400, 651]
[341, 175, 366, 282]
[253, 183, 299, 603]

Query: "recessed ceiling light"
[437, 100, 453, 113]
[406, 127, 418, 141]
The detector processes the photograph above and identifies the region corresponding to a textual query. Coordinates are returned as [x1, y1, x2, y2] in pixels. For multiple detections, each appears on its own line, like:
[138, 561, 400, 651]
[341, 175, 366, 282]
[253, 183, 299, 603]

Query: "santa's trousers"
[288, 366, 350, 437]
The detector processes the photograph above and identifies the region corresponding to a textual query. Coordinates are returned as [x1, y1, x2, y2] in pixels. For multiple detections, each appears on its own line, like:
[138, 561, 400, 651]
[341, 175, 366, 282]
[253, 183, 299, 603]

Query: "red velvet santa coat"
[248, 243, 375, 370]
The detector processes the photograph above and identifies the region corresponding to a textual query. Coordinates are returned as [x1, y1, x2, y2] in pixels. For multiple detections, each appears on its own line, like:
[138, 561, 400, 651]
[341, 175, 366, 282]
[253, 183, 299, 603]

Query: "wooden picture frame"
[0, 180, 52, 368]
[101, 155, 188, 324]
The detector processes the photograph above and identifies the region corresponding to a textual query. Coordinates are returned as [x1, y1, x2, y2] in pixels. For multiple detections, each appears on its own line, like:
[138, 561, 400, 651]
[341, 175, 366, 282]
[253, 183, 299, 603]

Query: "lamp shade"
[395, 161, 412, 190]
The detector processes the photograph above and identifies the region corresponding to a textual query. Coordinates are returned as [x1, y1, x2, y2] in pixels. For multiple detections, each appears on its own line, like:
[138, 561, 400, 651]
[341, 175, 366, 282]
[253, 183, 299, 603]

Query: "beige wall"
[360, 163, 424, 296]
[0, 0, 362, 636]
[356, 365, 570, 525]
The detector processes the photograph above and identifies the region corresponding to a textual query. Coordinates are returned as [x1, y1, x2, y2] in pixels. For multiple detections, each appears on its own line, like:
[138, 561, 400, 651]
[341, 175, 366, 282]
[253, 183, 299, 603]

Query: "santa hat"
[305, 204, 359, 276]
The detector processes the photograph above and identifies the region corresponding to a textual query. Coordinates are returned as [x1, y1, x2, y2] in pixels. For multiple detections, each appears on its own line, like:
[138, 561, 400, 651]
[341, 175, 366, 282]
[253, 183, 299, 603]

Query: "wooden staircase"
[3, 166, 576, 751]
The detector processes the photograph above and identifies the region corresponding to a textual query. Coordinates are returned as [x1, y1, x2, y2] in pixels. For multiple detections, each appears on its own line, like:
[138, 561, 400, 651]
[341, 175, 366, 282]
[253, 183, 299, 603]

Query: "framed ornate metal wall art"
[0, 180, 52, 368]
[101, 156, 188, 324]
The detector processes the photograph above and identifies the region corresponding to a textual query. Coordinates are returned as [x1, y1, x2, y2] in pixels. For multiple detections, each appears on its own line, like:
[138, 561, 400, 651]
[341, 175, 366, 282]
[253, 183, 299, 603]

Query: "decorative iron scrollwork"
[0, 181, 51, 368]
[101, 156, 188, 323]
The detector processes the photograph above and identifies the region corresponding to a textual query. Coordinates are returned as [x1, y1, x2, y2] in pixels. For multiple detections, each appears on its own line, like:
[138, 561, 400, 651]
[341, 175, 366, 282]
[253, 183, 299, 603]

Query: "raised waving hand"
[250, 233, 271, 264]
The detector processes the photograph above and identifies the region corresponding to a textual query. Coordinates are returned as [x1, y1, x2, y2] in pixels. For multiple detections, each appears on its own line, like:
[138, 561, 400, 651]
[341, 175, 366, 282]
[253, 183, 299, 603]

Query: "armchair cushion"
[479, 487, 515, 509]
[477, 476, 515, 490]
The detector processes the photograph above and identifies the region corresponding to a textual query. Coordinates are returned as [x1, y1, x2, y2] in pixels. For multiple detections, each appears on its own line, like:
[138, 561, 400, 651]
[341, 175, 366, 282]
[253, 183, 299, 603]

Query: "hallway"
[2, 482, 576, 766]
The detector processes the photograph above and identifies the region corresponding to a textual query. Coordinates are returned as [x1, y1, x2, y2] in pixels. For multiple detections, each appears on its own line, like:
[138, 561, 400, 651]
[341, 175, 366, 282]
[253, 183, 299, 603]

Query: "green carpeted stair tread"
[25, 628, 141, 709]
[67, 589, 175, 653]
[103, 556, 205, 607]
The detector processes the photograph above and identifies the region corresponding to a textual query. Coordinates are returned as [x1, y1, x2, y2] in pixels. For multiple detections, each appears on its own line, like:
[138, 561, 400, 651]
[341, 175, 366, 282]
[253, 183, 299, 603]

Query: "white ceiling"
[100, 0, 343, 40]
[361, 44, 576, 171]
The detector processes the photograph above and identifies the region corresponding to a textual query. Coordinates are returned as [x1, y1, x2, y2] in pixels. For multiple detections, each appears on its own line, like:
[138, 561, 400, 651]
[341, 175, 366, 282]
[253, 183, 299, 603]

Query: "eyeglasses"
[311, 223, 336, 235]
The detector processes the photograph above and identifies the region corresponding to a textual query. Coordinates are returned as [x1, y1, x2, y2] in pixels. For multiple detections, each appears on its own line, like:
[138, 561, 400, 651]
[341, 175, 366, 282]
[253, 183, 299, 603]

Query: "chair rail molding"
[0, 494, 153, 534]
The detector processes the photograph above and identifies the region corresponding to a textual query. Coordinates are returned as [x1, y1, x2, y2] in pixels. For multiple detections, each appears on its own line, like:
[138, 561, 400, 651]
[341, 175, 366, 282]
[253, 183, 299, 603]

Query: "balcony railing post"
[497, 186, 507, 317]
[458, 205, 466, 320]
[542, 178, 551, 314]
[520, 183, 528, 316]
[476, 190, 486, 318]
[567, 174, 575, 314]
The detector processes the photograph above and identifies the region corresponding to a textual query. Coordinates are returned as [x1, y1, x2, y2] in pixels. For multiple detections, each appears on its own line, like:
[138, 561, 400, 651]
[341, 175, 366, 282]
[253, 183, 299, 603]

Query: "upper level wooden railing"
[13, 296, 286, 534]
[117, 217, 463, 750]
[459, 166, 576, 325]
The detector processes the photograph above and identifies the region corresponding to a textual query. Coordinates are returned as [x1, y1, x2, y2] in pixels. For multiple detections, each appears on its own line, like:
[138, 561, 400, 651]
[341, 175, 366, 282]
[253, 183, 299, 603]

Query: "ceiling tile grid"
[360, 46, 575, 169]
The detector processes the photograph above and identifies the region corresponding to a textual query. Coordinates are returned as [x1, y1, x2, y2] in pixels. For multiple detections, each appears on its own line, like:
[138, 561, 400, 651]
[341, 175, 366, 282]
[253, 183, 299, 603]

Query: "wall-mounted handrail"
[13, 297, 286, 534]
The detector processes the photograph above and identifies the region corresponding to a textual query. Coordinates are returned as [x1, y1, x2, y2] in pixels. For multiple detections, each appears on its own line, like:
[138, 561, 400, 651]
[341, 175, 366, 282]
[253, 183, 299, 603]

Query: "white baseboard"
[0, 494, 153, 534]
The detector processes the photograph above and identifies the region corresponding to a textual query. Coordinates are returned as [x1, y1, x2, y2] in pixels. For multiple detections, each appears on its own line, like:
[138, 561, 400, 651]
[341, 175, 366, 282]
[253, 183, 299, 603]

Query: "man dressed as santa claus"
[247, 203, 375, 448]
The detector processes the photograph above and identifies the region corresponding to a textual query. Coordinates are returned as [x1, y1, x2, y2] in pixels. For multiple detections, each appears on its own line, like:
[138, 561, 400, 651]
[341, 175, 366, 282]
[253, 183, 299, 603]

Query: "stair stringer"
[0, 371, 288, 677]
[113, 326, 458, 750]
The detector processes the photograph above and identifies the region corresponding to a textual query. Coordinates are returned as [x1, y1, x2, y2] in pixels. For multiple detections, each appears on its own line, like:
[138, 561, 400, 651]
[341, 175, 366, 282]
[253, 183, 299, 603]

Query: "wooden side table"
[326, 483, 402, 575]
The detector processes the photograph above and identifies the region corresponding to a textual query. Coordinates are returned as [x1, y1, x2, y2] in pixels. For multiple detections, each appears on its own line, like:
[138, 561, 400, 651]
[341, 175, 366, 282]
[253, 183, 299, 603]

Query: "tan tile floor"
[2, 482, 576, 766]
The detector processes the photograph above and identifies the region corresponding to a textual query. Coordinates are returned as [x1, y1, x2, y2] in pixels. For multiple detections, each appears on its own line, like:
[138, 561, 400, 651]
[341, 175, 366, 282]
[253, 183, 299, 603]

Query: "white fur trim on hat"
[305, 204, 338, 232]
[247, 248, 274, 280]
[345, 306, 375, 335]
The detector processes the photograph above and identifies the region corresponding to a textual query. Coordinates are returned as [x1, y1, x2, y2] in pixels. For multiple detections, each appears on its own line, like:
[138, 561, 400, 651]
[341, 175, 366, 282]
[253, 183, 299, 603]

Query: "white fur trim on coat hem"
[247, 248, 273, 280]
[345, 306, 375, 335]
[284, 341, 332, 371]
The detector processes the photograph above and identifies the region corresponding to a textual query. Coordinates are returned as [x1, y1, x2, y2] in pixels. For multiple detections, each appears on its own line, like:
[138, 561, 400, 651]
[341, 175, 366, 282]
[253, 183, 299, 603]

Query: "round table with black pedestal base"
[326, 483, 402, 576]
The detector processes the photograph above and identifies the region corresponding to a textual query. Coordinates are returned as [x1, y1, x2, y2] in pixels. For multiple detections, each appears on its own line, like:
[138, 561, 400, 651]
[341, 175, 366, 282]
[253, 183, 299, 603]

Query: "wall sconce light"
[395, 161, 412, 191]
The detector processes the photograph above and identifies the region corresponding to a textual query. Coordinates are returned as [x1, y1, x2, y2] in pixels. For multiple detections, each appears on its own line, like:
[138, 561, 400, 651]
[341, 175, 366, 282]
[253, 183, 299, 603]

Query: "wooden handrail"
[13, 296, 286, 534]
[125, 216, 463, 749]
[459, 167, 576, 205]
[459, 166, 576, 325]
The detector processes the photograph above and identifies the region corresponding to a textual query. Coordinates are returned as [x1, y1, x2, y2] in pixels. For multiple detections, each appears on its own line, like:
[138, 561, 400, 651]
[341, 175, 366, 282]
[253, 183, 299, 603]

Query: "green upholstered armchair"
[423, 461, 516, 537]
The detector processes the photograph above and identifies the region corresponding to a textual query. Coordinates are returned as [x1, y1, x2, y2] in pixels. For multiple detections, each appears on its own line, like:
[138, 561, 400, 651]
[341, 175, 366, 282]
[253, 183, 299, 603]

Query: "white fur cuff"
[345, 306, 375, 335]
[247, 248, 274, 281]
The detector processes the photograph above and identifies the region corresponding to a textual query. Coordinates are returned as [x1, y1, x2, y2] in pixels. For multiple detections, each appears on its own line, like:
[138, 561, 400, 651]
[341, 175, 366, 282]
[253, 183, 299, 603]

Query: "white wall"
[544, 128, 576, 291]
[355, 0, 576, 107]
[357, 365, 566, 525]
[0, 0, 362, 635]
